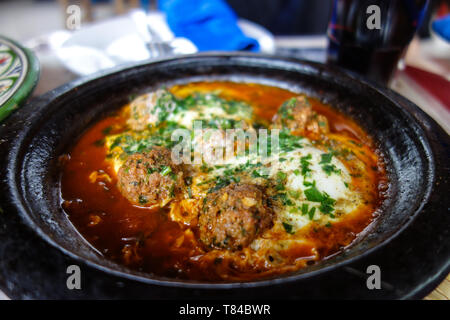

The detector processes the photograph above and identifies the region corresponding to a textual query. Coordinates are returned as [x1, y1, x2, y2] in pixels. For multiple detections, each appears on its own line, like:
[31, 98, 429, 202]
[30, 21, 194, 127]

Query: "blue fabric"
[432, 14, 450, 42]
[159, 0, 260, 52]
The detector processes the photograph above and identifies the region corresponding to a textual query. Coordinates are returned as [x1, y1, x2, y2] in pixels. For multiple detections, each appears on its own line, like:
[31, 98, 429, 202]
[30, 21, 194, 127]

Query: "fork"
[130, 9, 172, 59]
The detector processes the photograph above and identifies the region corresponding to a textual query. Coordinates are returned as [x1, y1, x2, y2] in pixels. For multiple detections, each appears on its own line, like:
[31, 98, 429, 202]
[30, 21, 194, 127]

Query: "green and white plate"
[0, 36, 39, 122]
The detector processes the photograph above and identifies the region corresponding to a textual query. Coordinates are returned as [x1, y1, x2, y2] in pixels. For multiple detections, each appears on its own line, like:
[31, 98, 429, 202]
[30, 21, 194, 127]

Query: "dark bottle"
[327, 0, 429, 84]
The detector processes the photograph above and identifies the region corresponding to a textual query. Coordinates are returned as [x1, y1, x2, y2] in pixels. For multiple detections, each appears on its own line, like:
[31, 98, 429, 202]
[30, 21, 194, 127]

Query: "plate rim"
[0, 35, 40, 122]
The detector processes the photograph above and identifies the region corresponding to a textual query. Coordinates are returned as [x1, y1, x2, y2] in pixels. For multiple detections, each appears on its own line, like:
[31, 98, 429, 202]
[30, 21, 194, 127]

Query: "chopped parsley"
[271, 129, 303, 153]
[300, 203, 316, 220]
[251, 169, 269, 179]
[288, 190, 301, 199]
[200, 163, 213, 173]
[207, 175, 240, 194]
[277, 96, 311, 126]
[275, 171, 287, 191]
[304, 183, 336, 215]
[275, 193, 294, 206]
[277, 171, 287, 181]
[320, 153, 333, 164]
[304, 186, 323, 202]
[300, 154, 312, 176]
[282, 222, 295, 234]
[160, 166, 172, 176]
[303, 180, 315, 187]
[319, 153, 341, 176]
[322, 164, 341, 176]
[138, 195, 148, 204]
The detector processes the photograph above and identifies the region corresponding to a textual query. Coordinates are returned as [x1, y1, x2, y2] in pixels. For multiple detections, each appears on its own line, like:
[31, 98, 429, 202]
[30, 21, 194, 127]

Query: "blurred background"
[1, 0, 334, 40]
[1, 0, 448, 130]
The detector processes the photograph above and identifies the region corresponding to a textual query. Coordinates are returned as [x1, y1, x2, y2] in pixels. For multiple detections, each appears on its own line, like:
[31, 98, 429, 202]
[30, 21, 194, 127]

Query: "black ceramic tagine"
[0, 53, 448, 299]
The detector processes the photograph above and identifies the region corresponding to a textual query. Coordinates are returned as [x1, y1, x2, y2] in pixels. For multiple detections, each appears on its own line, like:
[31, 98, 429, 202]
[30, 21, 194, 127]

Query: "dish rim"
[5, 52, 446, 291]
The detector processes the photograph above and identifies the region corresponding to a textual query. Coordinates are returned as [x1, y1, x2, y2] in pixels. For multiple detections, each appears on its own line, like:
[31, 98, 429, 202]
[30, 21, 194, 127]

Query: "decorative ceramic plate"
[0, 36, 39, 122]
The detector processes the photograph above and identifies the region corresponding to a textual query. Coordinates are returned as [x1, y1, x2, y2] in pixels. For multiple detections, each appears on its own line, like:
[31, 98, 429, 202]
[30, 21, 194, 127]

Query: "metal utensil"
[130, 9, 173, 59]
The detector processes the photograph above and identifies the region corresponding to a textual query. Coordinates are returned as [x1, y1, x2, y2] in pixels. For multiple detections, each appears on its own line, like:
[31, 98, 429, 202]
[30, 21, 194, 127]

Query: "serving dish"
[0, 36, 39, 122]
[0, 53, 448, 299]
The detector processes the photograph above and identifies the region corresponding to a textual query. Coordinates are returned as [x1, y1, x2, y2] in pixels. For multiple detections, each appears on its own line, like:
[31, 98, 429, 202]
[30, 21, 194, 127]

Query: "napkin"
[432, 14, 450, 42]
[159, 0, 260, 52]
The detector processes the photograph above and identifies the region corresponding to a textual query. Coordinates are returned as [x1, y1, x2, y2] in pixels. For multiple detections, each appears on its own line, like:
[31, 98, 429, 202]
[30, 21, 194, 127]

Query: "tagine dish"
[60, 81, 388, 282]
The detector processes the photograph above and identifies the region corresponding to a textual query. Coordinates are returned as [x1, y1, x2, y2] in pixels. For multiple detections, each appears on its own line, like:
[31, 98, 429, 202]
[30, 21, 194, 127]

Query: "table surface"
[0, 35, 448, 300]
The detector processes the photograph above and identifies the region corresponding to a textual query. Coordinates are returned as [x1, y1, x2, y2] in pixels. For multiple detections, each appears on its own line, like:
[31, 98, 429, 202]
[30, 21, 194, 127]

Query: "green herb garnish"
[304, 184, 336, 215]
[282, 222, 295, 234]
[300, 154, 312, 176]
[160, 166, 172, 176]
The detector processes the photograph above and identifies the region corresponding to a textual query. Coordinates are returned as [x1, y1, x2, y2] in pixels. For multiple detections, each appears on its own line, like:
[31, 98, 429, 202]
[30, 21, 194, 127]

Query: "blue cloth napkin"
[159, 0, 260, 52]
[432, 14, 450, 42]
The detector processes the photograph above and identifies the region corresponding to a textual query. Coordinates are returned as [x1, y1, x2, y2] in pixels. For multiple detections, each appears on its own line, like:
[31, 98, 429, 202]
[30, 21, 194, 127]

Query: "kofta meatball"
[199, 183, 273, 251]
[117, 147, 184, 207]
[272, 95, 329, 137]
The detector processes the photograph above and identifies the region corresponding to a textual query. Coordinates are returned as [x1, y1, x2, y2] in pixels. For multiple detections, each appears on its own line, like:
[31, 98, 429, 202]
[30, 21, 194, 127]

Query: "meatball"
[199, 183, 273, 251]
[117, 147, 184, 207]
[272, 95, 329, 136]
